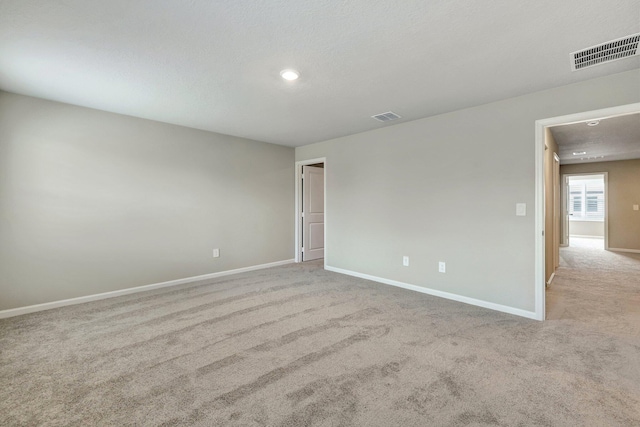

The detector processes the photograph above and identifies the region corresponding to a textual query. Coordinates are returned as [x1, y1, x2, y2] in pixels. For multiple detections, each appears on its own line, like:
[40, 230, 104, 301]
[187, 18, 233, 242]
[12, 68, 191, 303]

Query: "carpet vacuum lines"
[77, 289, 335, 369]
[159, 325, 391, 426]
[83, 275, 287, 324]
[66, 307, 385, 423]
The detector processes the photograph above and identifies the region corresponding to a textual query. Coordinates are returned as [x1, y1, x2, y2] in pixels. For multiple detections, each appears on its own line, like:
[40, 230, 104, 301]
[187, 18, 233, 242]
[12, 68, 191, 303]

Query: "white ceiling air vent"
[371, 111, 401, 122]
[571, 33, 640, 71]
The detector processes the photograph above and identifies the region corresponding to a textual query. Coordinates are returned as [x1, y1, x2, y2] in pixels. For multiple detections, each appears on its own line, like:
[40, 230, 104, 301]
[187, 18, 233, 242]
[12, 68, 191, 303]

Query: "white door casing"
[553, 153, 560, 269]
[563, 175, 570, 247]
[302, 165, 324, 261]
[564, 172, 608, 247]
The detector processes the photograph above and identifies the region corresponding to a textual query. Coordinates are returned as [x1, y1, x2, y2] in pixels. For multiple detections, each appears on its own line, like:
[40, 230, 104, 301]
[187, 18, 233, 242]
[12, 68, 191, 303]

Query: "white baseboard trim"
[570, 235, 604, 239]
[546, 272, 556, 286]
[325, 265, 538, 320]
[0, 259, 294, 319]
[608, 247, 640, 254]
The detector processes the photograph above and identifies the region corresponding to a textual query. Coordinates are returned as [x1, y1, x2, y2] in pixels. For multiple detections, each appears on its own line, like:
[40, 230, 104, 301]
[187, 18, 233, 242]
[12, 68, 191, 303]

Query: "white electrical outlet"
[213, 248, 220, 258]
[516, 203, 526, 216]
[439, 261, 446, 273]
[403, 256, 409, 267]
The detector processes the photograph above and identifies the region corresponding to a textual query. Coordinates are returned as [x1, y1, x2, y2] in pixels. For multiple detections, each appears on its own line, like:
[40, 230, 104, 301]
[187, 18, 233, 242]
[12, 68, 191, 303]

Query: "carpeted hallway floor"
[1, 253, 639, 426]
[547, 239, 640, 337]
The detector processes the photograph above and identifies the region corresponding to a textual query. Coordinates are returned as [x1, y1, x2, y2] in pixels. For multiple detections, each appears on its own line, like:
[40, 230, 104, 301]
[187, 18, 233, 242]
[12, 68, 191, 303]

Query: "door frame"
[553, 152, 560, 271]
[294, 157, 327, 264]
[534, 102, 639, 321]
[562, 172, 609, 249]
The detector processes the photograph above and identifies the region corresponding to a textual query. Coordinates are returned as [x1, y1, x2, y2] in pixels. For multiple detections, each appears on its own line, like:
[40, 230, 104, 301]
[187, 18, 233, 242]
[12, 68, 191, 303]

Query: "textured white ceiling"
[551, 113, 640, 164]
[1, 0, 639, 147]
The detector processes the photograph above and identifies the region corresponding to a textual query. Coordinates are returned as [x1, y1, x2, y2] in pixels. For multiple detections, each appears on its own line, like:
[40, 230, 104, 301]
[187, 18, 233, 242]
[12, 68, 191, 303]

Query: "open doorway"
[564, 173, 607, 250]
[295, 158, 326, 263]
[535, 102, 640, 320]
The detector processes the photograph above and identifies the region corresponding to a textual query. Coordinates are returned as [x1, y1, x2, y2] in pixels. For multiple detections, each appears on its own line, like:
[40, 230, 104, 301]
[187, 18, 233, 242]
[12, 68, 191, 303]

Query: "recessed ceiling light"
[573, 151, 586, 155]
[586, 120, 600, 126]
[280, 69, 300, 81]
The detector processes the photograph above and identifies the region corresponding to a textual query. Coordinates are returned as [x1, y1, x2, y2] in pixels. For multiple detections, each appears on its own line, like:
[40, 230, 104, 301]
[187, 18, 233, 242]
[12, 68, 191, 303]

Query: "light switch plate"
[403, 256, 409, 266]
[634, 204, 639, 211]
[516, 203, 526, 216]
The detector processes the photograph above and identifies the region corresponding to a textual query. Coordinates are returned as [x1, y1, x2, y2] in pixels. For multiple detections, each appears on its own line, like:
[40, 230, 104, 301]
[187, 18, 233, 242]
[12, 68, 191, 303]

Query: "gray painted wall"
[0, 92, 294, 311]
[296, 70, 640, 314]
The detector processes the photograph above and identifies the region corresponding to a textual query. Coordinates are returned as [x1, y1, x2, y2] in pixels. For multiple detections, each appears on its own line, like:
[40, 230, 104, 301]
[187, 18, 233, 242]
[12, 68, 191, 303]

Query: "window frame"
[568, 178, 605, 222]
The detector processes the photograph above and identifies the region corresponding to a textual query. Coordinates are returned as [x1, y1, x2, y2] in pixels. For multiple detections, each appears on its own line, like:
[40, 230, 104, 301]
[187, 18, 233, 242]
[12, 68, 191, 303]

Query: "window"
[568, 178, 604, 221]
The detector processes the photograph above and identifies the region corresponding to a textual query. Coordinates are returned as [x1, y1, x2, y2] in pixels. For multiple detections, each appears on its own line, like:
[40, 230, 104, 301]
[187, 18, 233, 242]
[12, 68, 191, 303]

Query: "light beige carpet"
[548, 242, 640, 337]
[1, 256, 639, 426]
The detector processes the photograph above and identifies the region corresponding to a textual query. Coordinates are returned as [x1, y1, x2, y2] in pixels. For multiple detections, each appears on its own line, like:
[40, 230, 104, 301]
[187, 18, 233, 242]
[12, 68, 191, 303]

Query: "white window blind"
[585, 182, 604, 219]
[568, 179, 604, 221]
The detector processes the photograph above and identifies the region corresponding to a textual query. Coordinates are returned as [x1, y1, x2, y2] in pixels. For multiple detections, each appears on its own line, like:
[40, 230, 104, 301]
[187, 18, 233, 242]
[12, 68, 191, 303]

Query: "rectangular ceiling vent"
[571, 33, 640, 71]
[371, 111, 401, 122]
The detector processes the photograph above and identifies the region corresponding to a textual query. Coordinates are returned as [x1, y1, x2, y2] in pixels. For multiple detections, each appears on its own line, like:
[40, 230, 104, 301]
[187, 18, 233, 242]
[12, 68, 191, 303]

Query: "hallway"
[546, 239, 640, 337]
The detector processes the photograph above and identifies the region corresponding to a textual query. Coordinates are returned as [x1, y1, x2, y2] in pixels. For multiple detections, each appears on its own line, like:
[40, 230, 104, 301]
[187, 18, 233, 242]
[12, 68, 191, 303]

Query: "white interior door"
[302, 165, 324, 261]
